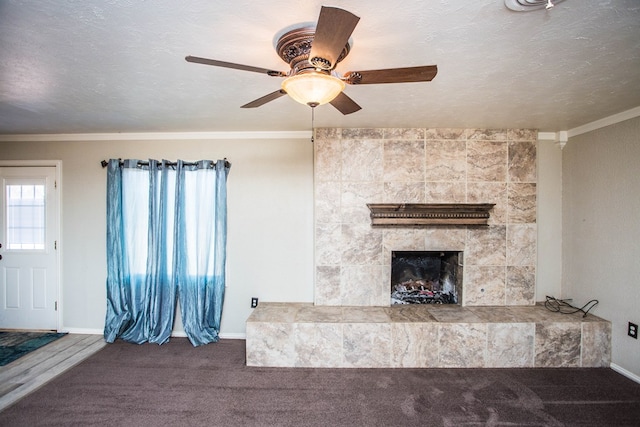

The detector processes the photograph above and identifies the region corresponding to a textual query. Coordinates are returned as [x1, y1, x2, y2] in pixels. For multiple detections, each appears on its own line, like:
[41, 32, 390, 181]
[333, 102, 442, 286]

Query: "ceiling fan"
[185, 6, 438, 115]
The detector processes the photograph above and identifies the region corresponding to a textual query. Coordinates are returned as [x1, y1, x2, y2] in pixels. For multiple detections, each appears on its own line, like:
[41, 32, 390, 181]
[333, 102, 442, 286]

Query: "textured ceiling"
[1, 0, 639, 135]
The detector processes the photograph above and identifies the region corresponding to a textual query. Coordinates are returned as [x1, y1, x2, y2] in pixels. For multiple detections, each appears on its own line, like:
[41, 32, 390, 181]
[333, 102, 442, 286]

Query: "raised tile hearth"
[246, 303, 611, 368]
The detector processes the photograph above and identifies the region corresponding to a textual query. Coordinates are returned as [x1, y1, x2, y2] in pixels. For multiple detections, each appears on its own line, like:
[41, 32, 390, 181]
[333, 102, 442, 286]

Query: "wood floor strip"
[1, 335, 103, 385]
[0, 334, 97, 383]
[0, 334, 106, 412]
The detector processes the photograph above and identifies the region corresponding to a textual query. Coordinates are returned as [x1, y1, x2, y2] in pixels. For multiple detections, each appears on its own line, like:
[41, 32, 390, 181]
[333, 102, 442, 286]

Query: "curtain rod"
[100, 159, 230, 168]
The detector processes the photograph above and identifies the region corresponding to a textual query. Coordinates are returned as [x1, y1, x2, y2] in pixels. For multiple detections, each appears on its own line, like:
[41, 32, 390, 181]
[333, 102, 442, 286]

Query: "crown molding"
[4, 109, 637, 143]
[568, 106, 640, 137]
[537, 131, 567, 150]
[0, 130, 313, 142]
[537, 132, 557, 141]
[537, 105, 640, 146]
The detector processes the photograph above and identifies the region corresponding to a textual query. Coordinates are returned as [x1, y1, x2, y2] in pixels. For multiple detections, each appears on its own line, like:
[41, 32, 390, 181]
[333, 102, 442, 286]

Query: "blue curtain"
[104, 159, 230, 346]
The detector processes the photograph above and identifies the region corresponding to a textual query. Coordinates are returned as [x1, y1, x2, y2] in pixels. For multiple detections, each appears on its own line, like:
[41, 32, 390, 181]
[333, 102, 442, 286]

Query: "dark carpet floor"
[0, 331, 67, 367]
[0, 338, 639, 426]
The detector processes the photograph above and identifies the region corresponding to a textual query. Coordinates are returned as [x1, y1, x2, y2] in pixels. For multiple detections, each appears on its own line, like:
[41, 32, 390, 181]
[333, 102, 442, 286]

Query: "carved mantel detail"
[367, 203, 495, 227]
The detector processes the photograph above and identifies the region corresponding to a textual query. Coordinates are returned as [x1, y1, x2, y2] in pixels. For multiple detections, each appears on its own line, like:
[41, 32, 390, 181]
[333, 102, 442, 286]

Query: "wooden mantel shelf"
[367, 203, 495, 227]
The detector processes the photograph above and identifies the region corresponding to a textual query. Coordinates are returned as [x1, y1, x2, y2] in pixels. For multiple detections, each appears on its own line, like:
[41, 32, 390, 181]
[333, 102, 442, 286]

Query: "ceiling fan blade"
[185, 56, 286, 77]
[241, 90, 287, 108]
[343, 65, 438, 85]
[330, 92, 362, 115]
[309, 7, 360, 70]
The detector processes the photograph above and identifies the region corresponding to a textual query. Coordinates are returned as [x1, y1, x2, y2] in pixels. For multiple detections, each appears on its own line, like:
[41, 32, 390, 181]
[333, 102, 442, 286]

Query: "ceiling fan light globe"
[281, 73, 345, 106]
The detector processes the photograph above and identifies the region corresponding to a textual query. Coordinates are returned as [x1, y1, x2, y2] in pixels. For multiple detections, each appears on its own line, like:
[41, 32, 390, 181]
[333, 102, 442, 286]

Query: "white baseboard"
[170, 331, 246, 340]
[219, 333, 246, 340]
[60, 328, 246, 340]
[60, 328, 104, 335]
[58, 328, 247, 340]
[610, 363, 640, 384]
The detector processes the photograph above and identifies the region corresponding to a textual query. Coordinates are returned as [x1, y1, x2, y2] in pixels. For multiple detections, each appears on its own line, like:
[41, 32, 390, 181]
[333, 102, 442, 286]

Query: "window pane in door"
[6, 184, 46, 250]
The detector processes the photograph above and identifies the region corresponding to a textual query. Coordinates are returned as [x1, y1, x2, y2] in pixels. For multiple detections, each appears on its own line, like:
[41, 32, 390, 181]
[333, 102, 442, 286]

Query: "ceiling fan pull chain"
[311, 106, 315, 143]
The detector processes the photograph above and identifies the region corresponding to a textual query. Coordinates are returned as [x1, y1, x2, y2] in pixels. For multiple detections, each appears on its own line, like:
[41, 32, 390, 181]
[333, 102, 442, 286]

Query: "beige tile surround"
[245, 127, 611, 368]
[313, 128, 537, 307]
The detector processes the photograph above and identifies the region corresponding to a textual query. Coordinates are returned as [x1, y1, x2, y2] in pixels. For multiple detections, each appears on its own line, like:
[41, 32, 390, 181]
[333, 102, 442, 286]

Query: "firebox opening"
[391, 251, 462, 305]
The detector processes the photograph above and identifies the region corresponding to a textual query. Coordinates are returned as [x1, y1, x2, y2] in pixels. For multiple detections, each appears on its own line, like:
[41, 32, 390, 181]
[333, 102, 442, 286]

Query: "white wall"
[0, 136, 315, 336]
[562, 116, 640, 377]
[536, 139, 563, 301]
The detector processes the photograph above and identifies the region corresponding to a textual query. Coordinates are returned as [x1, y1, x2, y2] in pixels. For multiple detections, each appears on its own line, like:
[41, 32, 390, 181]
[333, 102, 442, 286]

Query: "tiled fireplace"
[246, 128, 611, 368]
[313, 127, 537, 307]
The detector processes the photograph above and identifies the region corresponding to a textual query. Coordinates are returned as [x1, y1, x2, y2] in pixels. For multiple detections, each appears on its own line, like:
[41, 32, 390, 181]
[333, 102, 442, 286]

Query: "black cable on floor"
[544, 295, 599, 318]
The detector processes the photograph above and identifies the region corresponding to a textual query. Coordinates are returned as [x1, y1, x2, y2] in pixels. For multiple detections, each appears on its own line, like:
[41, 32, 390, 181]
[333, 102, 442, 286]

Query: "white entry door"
[0, 166, 59, 330]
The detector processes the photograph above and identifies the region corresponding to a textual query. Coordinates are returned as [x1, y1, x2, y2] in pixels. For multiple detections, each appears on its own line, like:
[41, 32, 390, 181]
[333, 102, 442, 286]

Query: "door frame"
[0, 160, 62, 331]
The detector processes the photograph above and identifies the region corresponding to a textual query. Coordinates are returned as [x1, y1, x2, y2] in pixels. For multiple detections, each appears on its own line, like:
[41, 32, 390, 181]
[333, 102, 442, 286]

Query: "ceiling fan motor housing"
[275, 26, 351, 74]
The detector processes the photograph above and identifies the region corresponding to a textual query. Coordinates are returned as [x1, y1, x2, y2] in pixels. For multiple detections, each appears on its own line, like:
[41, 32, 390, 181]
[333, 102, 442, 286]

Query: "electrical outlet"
[251, 297, 258, 308]
[629, 322, 638, 339]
